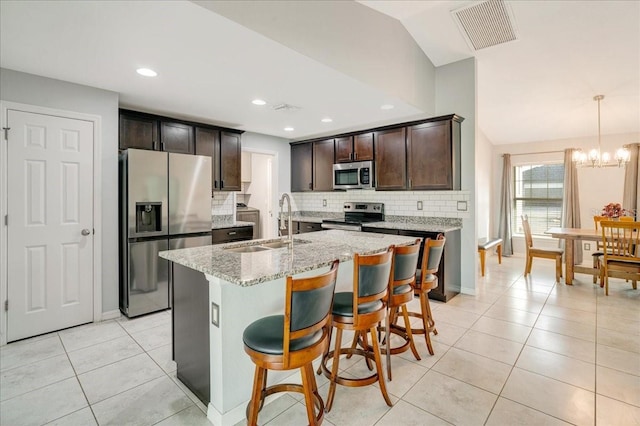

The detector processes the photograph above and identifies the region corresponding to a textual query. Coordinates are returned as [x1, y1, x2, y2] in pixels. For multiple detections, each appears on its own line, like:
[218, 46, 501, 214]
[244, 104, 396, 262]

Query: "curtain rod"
[502, 150, 564, 157]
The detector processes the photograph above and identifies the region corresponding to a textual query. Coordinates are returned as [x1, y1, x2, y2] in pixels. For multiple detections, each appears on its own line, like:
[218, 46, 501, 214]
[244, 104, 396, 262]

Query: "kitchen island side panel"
[172, 263, 210, 404]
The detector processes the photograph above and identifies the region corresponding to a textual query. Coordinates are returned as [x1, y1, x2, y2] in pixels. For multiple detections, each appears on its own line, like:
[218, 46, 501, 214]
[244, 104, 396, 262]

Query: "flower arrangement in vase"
[602, 202, 625, 218]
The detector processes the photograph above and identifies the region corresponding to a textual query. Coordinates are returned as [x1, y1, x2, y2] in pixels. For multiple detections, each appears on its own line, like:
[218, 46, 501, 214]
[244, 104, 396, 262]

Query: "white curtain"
[498, 154, 513, 255]
[622, 143, 639, 219]
[562, 148, 582, 264]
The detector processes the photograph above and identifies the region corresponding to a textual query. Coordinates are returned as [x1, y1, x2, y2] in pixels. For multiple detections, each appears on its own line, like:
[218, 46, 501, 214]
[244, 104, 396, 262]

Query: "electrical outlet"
[584, 243, 591, 250]
[211, 302, 220, 327]
[417, 201, 423, 210]
[323, 199, 327, 207]
[457, 201, 468, 211]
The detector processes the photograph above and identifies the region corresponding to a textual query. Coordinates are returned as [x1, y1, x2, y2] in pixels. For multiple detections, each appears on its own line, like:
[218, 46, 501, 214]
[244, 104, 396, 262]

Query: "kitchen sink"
[261, 241, 293, 249]
[224, 239, 311, 253]
[224, 245, 272, 253]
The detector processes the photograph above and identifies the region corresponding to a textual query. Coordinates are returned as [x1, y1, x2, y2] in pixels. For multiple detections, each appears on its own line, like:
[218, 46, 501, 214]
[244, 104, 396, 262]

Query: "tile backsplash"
[291, 190, 471, 219]
[211, 192, 234, 216]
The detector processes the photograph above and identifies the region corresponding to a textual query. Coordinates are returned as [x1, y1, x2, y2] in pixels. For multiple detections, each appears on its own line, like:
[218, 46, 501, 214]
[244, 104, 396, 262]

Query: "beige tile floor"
[1, 254, 639, 425]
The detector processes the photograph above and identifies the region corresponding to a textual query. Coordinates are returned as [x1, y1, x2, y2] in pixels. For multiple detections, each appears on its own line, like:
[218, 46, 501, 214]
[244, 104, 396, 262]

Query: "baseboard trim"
[101, 309, 121, 321]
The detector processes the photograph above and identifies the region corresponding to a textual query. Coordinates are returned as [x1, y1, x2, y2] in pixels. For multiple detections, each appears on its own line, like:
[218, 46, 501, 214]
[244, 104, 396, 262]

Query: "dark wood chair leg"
[247, 365, 266, 426]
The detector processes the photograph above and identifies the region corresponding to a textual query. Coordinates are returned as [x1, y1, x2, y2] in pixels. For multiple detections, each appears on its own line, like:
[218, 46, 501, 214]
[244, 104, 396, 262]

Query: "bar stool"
[397, 235, 445, 355]
[243, 260, 339, 426]
[354, 240, 422, 380]
[319, 247, 394, 412]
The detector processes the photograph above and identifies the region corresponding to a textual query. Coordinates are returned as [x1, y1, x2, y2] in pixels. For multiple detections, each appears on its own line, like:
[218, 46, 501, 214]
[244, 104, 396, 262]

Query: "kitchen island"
[159, 230, 418, 426]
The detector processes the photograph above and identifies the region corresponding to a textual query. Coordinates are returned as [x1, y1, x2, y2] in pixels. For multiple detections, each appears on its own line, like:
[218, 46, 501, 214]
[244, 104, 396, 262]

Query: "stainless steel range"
[321, 202, 385, 231]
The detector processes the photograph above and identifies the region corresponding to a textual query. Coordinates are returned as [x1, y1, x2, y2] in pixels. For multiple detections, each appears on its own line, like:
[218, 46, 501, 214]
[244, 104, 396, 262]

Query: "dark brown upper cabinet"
[161, 121, 194, 154]
[313, 139, 335, 191]
[195, 127, 242, 192]
[291, 143, 313, 192]
[219, 131, 241, 191]
[374, 127, 407, 190]
[407, 121, 453, 190]
[119, 112, 158, 150]
[335, 133, 374, 163]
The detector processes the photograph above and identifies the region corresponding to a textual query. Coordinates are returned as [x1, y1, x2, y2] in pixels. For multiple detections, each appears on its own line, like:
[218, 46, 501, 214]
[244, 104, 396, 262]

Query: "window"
[513, 163, 564, 236]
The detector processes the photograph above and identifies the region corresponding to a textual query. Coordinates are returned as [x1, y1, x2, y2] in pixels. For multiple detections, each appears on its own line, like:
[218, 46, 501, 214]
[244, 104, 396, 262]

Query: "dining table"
[545, 227, 602, 285]
[546, 226, 640, 285]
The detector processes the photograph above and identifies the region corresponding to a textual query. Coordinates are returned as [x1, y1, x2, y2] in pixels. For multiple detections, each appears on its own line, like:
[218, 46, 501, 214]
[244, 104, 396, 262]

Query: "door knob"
[81, 229, 91, 236]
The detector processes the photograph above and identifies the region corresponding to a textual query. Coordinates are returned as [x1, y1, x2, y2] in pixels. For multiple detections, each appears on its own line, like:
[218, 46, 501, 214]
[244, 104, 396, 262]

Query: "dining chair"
[599, 220, 640, 296]
[593, 215, 634, 284]
[243, 260, 339, 425]
[522, 215, 563, 282]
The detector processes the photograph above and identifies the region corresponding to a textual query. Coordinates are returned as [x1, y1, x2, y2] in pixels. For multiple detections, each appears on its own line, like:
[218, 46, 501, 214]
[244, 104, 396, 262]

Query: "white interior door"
[7, 109, 94, 342]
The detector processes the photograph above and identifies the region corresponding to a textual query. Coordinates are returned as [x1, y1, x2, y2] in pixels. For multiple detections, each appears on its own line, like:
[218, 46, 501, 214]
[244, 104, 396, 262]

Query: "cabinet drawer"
[211, 226, 253, 244]
[296, 221, 323, 233]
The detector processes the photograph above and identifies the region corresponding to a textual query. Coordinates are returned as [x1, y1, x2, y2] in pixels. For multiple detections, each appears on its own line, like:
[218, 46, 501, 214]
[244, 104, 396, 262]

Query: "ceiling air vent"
[452, 0, 518, 51]
[271, 103, 301, 113]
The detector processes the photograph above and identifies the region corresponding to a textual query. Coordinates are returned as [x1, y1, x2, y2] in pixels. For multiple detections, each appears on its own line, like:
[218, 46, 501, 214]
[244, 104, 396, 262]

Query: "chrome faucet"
[279, 193, 293, 247]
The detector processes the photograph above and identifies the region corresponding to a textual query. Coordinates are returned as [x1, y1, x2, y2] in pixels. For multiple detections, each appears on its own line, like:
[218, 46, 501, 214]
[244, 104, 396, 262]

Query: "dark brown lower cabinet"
[362, 227, 461, 302]
[172, 263, 210, 404]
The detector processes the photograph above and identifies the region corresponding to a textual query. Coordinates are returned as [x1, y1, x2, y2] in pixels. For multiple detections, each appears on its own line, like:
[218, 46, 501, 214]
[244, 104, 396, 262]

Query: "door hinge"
[4, 300, 7, 312]
[2, 127, 9, 141]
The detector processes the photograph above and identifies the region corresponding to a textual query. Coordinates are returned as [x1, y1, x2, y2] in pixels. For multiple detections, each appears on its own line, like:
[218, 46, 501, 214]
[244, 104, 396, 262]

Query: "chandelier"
[572, 95, 630, 168]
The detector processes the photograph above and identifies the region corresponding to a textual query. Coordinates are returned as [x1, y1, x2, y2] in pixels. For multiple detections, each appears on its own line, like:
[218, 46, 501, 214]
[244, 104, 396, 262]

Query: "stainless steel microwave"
[333, 160, 374, 190]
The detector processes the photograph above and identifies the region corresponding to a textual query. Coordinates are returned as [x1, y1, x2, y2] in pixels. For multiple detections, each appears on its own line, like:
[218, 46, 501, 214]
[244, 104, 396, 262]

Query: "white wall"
[436, 58, 477, 295]
[476, 128, 493, 240]
[0, 68, 119, 313]
[492, 132, 638, 260]
[240, 131, 290, 237]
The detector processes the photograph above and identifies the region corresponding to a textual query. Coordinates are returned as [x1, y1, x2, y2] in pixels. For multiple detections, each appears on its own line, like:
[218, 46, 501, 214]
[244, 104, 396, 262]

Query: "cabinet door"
[313, 139, 335, 191]
[407, 121, 452, 190]
[291, 143, 313, 192]
[220, 131, 241, 191]
[335, 136, 353, 163]
[119, 113, 158, 150]
[353, 132, 374, 161]
[195, 127, 219, 190]
[374, 127, 407, 190]
[236, 211, 260, 239]
[161, 121, 194, 154]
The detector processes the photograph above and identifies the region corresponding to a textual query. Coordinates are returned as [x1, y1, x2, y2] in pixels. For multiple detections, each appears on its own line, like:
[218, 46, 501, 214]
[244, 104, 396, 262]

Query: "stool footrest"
[320, 348, 379, 387]
[247, 382, 324, 425]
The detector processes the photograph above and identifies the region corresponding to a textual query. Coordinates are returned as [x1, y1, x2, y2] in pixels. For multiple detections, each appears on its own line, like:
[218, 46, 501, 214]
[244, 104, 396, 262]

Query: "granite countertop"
[211, 215, 255, 230]
[159, 230, 417, 287]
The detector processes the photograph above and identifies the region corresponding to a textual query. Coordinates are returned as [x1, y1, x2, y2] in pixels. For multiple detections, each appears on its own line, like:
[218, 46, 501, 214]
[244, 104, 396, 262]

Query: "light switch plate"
[211, 302, 220, 327]
[417, 201, 423, 210]
[323, 199, 327, 207]
[457, 201, 468, 211]
[584, 243, 591, 250]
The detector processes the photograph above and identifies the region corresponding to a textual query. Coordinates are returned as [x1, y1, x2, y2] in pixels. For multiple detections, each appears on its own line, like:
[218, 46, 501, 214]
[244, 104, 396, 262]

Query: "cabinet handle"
[228, 231, 237, 235]
[221, 180, 224, 189]
[350, 152, 353, 161]
[214, 180, 218, 189]
[354, 152, 357, 160]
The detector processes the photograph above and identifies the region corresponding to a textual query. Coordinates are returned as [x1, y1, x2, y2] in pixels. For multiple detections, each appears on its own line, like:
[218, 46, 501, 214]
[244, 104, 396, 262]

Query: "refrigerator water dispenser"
[136, 202, 162, 233]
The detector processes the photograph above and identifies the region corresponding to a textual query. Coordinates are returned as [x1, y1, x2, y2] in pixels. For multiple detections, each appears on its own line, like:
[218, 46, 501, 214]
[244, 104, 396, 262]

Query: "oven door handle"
[321, 222, 362, 232]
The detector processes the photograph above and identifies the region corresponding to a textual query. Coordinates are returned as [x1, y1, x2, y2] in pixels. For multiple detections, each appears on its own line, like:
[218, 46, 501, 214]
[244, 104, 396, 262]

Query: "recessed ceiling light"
[380, 104, 394, 110]
[252, 99, 266, 106]
[321, 117, 333, 123]
[284, 127, 294, 132]
[136, 68, 157, 77]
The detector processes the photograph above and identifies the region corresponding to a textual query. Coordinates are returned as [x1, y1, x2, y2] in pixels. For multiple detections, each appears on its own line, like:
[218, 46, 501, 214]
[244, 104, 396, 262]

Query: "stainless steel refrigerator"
[119, 149, 212, 317]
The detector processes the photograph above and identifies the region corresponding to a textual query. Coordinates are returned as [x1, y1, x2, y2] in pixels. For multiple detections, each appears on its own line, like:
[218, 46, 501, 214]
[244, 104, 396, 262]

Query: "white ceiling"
[1, 0, 639, 145]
